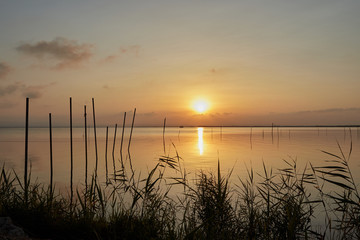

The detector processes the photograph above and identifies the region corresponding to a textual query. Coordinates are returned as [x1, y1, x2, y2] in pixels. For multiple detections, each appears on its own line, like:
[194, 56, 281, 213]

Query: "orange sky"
[0, 1, 360, 127]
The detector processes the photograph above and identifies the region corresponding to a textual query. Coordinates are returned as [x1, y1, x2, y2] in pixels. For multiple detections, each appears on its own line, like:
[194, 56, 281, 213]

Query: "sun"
[192, 99, 210, 114]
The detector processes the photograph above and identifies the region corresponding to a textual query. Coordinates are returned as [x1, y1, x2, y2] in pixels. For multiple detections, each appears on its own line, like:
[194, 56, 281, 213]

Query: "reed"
[2, 140, 360, 239]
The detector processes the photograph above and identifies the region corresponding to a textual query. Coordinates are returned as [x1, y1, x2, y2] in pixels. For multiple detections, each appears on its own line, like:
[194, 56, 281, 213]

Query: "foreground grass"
[0, 144, 359, 239]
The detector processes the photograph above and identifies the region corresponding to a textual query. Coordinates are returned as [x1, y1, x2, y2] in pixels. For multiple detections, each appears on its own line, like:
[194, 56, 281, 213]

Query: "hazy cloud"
[0, 82, 52, 100]
[0, 101, 17, 109]
[0, 62, 11, 79]
[22, 89, 42, 99]
[0, 83, 22, 96]
[120, 45, 141, 56]
[100, 45, 141, 63]
[101, 55, 117, 63]
[21, 84, 53, 99]
[283, 108, 360, 115]
[16, 37, 93, 69]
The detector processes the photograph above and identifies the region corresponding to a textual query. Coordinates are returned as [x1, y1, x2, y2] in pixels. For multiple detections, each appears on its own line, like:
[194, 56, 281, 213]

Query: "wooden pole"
[84, 105, 88, 195]
[24, 98, 29, 204]
[128, 108, 136, 174]
[112, 124, 117, 178]
[69, 97, 73, 205]
[163, 118, 166, 154]
[105, 126, 109, 182]
[120, 112, 126, 169]
[92, 98, 98, 178]
[49, 113, 53, 194]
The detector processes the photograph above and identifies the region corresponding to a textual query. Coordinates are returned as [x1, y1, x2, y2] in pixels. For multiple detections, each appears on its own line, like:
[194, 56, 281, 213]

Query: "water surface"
[1, 127, 359, 188]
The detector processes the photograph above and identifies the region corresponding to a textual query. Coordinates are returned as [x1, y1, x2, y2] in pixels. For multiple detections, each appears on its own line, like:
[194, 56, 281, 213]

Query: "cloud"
[0, 82, 53, 99]
[16, 37, 93, 69]
[22, 89, 42, 99]
[0, 62, 11, 80]
[21, 84, 53, 99]
[120, 45, 141, 56]
[0, 83, 22, 96]
[0, 101, 17, 109]
[100, 45, 141, 63]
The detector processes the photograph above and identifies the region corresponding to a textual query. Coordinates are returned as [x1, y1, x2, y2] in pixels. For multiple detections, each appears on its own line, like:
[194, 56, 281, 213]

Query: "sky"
[0, 0, 360, 127]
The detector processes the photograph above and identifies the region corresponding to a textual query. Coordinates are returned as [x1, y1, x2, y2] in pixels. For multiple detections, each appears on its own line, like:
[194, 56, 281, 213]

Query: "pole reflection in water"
[198, 127, 204, 155]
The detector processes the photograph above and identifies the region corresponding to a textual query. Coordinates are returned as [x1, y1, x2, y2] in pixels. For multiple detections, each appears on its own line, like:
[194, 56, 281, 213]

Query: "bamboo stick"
[92, 98, 98, 178]
[24, 98, 29, 204]
[69, 97, 73, 205]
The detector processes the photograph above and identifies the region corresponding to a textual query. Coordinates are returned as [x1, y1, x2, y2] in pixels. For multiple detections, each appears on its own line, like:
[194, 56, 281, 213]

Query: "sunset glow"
[0, 1, 359, 127]
[193, 99, 210, 114]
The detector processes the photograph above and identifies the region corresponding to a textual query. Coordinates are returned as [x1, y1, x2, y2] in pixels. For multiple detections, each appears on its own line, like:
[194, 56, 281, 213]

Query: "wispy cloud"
[16, 37, 93, 69]
[0, 83, 22, 96]
[100, 45, 141, 63]
[0, 82, 54, 99]
[22, 87, 42, 99]
[0, 101, 17, 109]
[120, 45, 141, 56]
[0, 62, 11, 80]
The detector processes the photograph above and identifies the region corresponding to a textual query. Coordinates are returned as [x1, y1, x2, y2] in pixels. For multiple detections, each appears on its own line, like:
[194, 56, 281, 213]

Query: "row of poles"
[23, 97, 136, 205]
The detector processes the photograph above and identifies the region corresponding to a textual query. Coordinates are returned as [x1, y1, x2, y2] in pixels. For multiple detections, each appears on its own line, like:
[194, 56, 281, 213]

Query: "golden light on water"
[198, 127, 204, 155]
[192, 99, 209, 114]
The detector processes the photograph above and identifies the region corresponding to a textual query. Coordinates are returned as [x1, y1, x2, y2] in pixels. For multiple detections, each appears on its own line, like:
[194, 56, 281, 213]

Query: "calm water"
[1, 126, 359, 189]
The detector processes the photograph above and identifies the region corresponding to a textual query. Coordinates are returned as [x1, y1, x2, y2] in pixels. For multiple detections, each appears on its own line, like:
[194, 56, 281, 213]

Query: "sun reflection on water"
[197, 127, 204, 155]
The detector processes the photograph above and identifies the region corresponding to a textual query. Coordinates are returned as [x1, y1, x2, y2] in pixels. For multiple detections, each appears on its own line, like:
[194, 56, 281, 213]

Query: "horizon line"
[1, 124, 359, 128]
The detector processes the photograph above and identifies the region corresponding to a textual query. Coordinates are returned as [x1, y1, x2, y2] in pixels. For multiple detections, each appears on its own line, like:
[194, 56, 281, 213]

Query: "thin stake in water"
[49, 113, 53, 195]
[220, 126, 222, 140]
[84, 105, 88, 195]
[288, 129, 291, 140]
[120, 112, 126, 169]
[92, 98, 99, 178]
[24, 97, 29, 204]
[69, 97, 73, 205]
[250, 127, 253, 150]
[163, 118, 166, 154]
[105, 126, 109, 182]
[112, 124, 118, 179]
[128, 108, 136, 174]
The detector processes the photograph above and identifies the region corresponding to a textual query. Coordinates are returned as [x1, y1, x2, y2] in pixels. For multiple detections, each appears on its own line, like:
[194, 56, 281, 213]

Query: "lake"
[1, 126, 359, 189]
